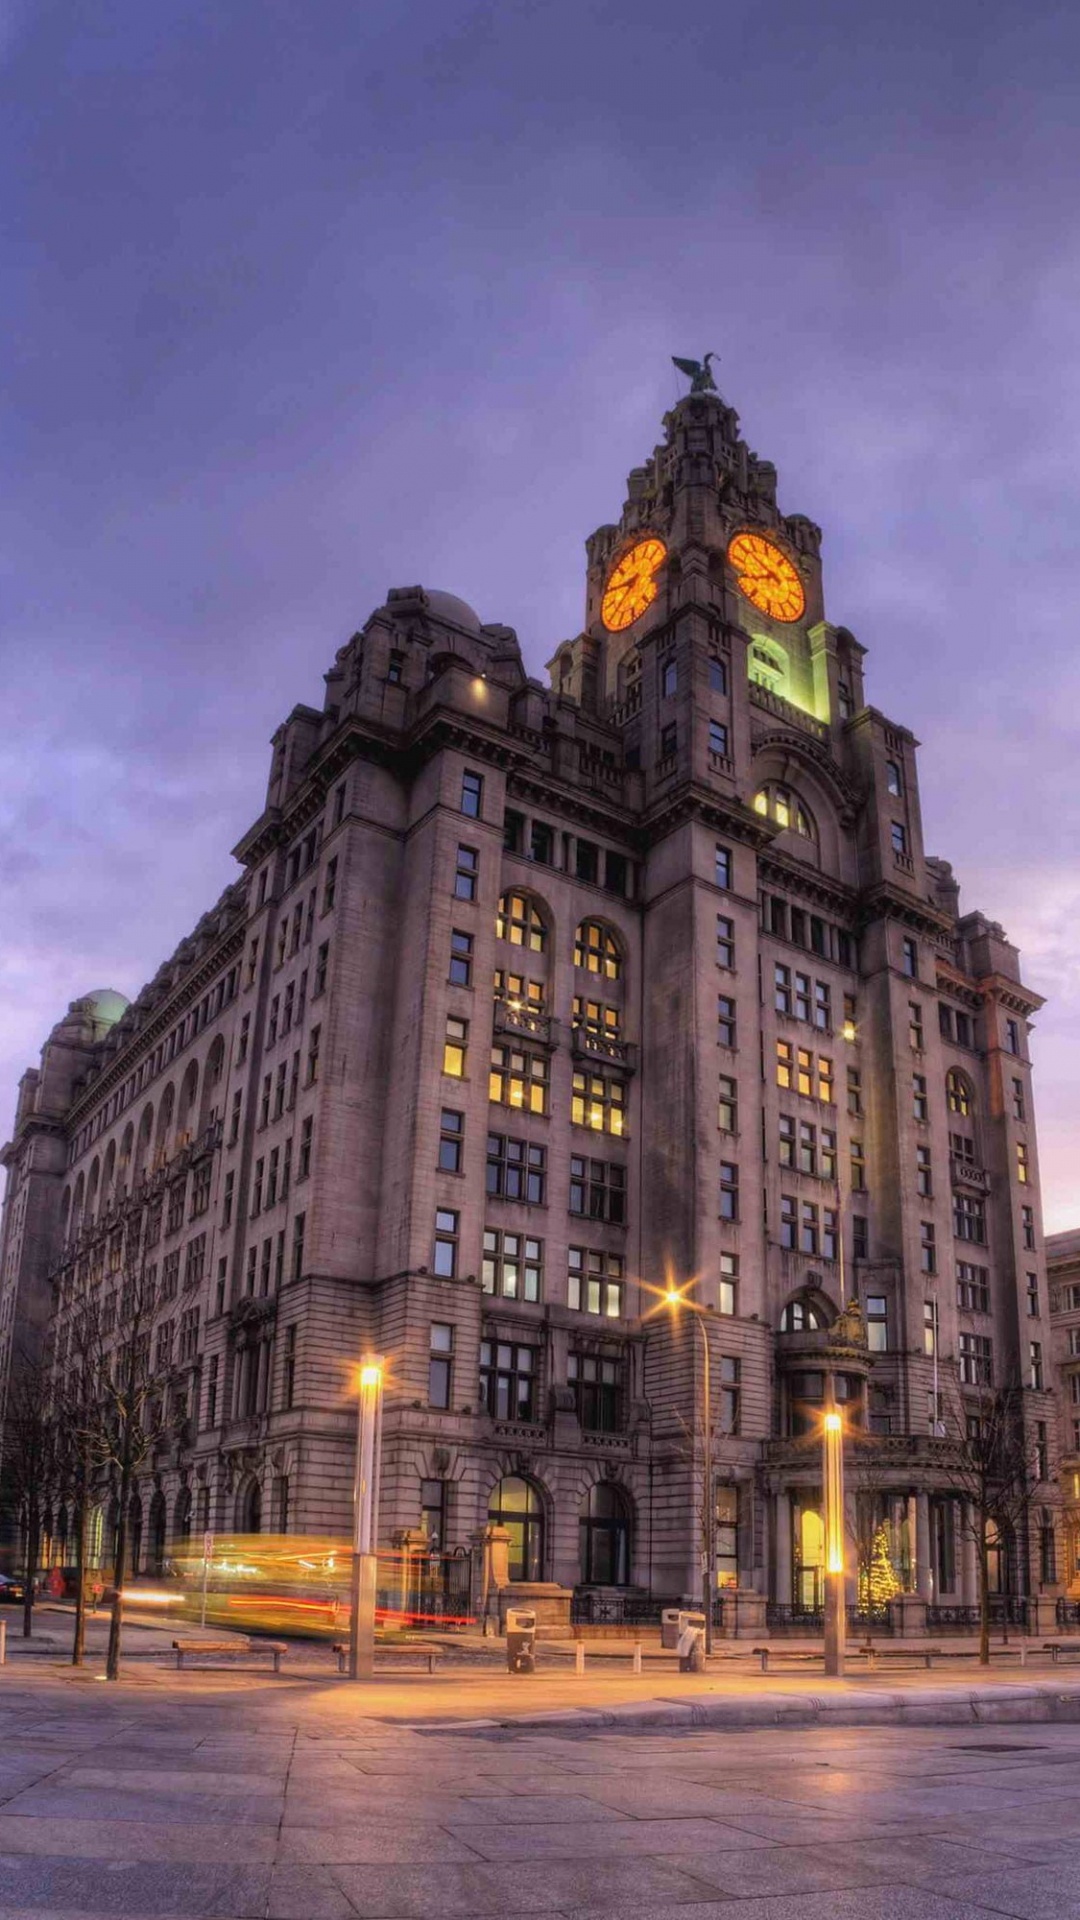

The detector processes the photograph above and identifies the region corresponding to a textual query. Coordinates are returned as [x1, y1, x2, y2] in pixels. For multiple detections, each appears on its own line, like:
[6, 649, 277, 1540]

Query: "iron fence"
[1056, 1598, 1080, 1628]
[927, 1598, 1030, 1632]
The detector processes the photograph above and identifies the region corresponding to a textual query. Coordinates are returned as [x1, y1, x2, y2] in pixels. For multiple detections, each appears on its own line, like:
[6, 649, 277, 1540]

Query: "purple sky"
[3, 1, 1079, 1228]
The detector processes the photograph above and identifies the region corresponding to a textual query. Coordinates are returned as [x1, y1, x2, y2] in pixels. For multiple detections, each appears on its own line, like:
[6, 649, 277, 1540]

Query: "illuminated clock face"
[600, 537, 667, 632]
[727, 531, 805, 623]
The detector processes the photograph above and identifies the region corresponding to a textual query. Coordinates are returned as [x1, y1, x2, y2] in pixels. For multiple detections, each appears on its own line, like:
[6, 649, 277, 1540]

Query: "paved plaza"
[4, 1655, 1080, 1917]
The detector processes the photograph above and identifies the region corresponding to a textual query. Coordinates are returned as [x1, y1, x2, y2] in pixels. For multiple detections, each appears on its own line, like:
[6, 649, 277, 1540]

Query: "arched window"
[238, 1478, 262, 1535]
[753, 784, 816, 839]
[199, 1037, 226, 1133]
[86, 1158, 101, 1220]
[135, 1104, 154, 1183]
[118, 1124, 134, 1195]
[102, 1140, 117, 1200]
[488, 1475, 544, 1582]
[496, 891, 547, 953]
[749, 639, 788, 696]
[72, 1173, 85, 1236]
[154, 1086, 175, 1166]
[574, 920, 622, 980]
[946, 1069, 973, 1117]
[176, 1061, 199, 1147]
[579, 1482, 631, 1586]
[780, 1297, 826, 1333]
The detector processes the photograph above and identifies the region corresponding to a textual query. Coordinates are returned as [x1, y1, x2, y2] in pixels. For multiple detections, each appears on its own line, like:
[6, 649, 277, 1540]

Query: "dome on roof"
[80, 989, 130, 1034]
[422, 589, 483, 633]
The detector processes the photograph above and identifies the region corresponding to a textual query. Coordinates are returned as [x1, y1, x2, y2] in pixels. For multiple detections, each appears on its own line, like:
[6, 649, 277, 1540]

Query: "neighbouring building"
[0, 379, 1064, 1626]
[1048, 1230, 1080, 1602]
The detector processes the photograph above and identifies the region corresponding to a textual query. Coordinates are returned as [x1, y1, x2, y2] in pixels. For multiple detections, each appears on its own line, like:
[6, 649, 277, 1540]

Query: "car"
[0, 1573, 26, 1604]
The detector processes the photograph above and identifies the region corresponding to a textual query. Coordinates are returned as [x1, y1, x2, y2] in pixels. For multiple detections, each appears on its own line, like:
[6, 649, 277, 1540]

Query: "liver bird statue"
[672, 352, 719, 394]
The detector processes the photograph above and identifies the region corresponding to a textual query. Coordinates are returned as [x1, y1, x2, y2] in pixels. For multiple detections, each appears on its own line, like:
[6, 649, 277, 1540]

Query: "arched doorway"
[238, 1478, 262, 1534]
[148, 1491, 167, 1576]
[174, 1486, 192, 1546]
[579, 1482, 631, 1586]
[488, 1476, 543, 1582]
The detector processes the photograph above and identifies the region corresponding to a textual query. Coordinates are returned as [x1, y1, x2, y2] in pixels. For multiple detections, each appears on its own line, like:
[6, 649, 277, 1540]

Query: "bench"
[1043, 1642, 1080, 1664]
[172, 1637, 288, 1672]
[331, 1641, 440, 1675]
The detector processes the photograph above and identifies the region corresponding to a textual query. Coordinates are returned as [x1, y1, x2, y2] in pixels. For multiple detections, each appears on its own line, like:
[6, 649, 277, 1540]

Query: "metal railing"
[766, 1602, 895, 1635]
[570, 1591, 674, 1627]
[1056, 1598, 1080, 1628]
[927, 1598, 1030, 1632]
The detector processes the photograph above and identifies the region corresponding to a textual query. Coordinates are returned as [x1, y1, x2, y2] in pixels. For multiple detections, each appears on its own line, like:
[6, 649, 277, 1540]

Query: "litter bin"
[677, 1620, 706, 1673]
[506, 1606, 537, 1675]
[660, 1607, 683, 1651]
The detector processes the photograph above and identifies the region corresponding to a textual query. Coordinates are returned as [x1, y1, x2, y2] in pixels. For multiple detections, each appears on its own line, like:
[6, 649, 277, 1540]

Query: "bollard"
[575, 1642, 585, 1676]
[632, 1640, 642, 1674]
[0, 1619, 6, 1664]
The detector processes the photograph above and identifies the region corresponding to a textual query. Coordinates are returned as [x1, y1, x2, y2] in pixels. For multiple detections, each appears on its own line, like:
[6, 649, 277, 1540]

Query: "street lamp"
[664, 1286, 715, 1655]
[348, 1357, 384, 1681]
[822, 1401, 846, 1677]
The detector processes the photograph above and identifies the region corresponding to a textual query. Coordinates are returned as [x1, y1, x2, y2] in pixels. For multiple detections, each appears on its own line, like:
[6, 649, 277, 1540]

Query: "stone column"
[915, 1492, 933, 1601]
[774, 1491, 791, 1607]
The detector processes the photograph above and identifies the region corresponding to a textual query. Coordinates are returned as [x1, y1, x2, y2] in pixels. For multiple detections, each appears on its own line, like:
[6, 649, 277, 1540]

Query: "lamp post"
[664, 1289, 715, 1655]
[348, 1358, 384, 1681]
[822, 1399, 846, 1677]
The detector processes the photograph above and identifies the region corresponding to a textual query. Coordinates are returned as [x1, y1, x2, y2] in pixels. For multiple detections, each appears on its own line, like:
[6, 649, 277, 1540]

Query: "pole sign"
[203, 1532, 214, 1561]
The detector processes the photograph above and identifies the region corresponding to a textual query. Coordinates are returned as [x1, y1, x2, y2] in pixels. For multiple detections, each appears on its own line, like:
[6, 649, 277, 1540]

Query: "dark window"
[709, 720, 729, 756]
[530, 820, 554, 866]
[579, 1480, 630, 1584]
[487, 1134, 546, 1204]
[715, 845, 732, 889]
[449, 928, 473, 986]
[569, 1156, 626, 1223]
[716, 915, 735, 969]
[661, 656, 677, 697]
[660, 722, 677, 756]
[454, 845, 479, 900]
[433, 1209, 459, 1277]
[719, 1161, 739, 1221]
[439, 1109, 464, 1173]
[717, 994, 736, 1047]
[720, 1356, 740, 1433]
[569, 1353, 621, 1433]
[708, 655, 727, 694]
[461, 770, 484, 818]
[480, 1342, 536, 1421]
[429, 1323, 453, 1408]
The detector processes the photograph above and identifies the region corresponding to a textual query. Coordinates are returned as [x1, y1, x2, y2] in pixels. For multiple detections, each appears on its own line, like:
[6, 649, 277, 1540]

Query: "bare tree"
[941, 1377, 1038, 1665]
[55, 1306, 110, 1666]
[1, 1355, 59, 1638]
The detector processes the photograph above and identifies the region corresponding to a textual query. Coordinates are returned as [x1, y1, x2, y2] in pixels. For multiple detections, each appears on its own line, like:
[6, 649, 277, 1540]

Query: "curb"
[416, 1678, 1080, 1737]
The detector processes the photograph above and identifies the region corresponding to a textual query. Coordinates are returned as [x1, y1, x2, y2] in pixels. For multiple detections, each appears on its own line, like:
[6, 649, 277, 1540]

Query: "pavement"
[5, 1656, 1080, 1917]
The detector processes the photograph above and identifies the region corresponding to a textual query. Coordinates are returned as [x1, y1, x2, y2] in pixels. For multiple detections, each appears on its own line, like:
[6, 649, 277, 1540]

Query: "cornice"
[854, 880, 954, 942]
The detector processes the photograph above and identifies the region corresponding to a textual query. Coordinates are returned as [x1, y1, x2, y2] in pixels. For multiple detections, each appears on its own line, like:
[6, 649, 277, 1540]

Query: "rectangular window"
[660, 722, 677, 756]
[794, 972, 811, 1022]
[1027, 1273, 1039, 1318]
[443, 1015, 468, 1077]
[953, 1192, 986, 1244]
[847, 1066, 862, 1115]
[291, 1211, 306, 1280]
[886, 759, 903, 796]
[260, 1236, 272, 1295]
[956, 1261, 990, 1313]
[715, 845, 732, 889]
[461, 770, 483, 818]
[913, 1073, 928, 1122]
[207, 1354, 220, 1427]
[778, 1114, 795, 1168]
[222, 1170, 235, 1227]
[719, 1161, 739, 1222]
[429, 1323, 453, 1408]
[774, 963, 792, 1015]
[1012, 1077, 1026, 1121]
[433, 1208, 459, 1277]
[909, 1001, 924, 1050]
[717, 1075, 738, 1133]
[853, 1214, 868, 1261]
[568, 1155, 625, 1223]
[282, 981, 295, 1034]
[438, 1109, 464, 1174]
[575, 839, 599, 885]
[307, 1025, 321, 1085]
[798, 1121, 816, 1175]
[454, 845, 479, 900]
[322, 857, 338, 913]
[568, 1352, 621, 1433]
[709, 720, 729, 757]
[488, 1134, 547, 1205]
[1017, 1142, 1030, 1184]
[800, 1201, 819, 1254]
[901, 936, 918, 978]
[717, 995, 736, 1047]
[237, 1013, 251, 1064]
[1005, 1017, 1021, 1056]
[568, 1247, 624, 1317]
[1030, 1341, 1043, 1391]
[267, 995, 279, 1046]
[814, 981, 831, 1031]
[716, 915, 735, 969]
[720, 1356, 741, 1434]
[572, 996, 621, 1041]
[866, 1295, 888, 1352]
[313, 941, 329, 997]
[923, 1300, 937, 1356]
[891, 821, 908, 855]
[571, 1067, 625, 1135]
[298, 1114, 313, 1180]
[531, 820, 555, 866]
[817, 1055, 833, 1103]
[479, 1341, 536, 1421]
[916, 1145, 932, 1197]
[282, 1326, 296, 1410]
[229, 1089, 242, 1145]
[920, 1221, 937, 1273]
[780, 1195, 797, 1250]
[661, 656, 677, 697]
[849, 1137, 866, 1190]
[481, 1229, 543, 1302]
[959, 1331, 993, 1386]
[448, 928, 473, 986]
[820, 1127, 837, 1179]
[273, 1061, 287, 1119]
[1022, 1205, 1035, 1249]
[708, 655, 727, 694]
[491, 1044, 549, 1114]
[823, 1207, 838, 1260]
[717, 1252, 738, 1317]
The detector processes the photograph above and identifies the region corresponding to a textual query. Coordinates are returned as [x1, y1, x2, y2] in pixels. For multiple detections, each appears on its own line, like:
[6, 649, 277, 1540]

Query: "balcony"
[950, 1156, 990, 1192]
[571, 1026, 638, 1072]
[748, 681, 827, 742]
[493, 1000, 552, 1046]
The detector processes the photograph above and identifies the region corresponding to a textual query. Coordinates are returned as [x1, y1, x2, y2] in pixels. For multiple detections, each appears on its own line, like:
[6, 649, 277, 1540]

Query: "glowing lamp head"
[359, 1363, 383, 1391]
[824, 1410, 842, 1434]
[664, 1288, 681, 1308]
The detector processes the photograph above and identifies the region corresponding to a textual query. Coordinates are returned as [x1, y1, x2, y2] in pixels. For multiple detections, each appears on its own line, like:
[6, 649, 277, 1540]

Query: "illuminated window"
[797, 1048, 813, 1097]
[490, 1044, 548, 1114]
[780, 1296, 824, 1331]
[718, 1252, 738, 1316]
[718, 1075, 737, 1133]
[443, 1016, 468, 1078]
[571, 1068, 626, 1135]
[497, 891, 546, 951]
[572, 997, 621, 1040]
[753, 784, 815, 838]
[574, 920, 620, 978]
[865, 1296, 888, 1351]
[923, 1301, 937, 1356]
[776, 1040, 794, 1089]
[482, 1230, 542, 1302]
[494, 969, 544, 1011]
[568, 1247, 624, 1317]
[946, 1069, 972, 1116]
[1017, 1142, 1030, 1184]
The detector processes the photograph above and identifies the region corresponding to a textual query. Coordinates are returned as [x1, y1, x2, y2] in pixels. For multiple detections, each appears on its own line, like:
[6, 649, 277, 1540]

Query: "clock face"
[727, 531, 805, 623]
[600, 537, 667, 632]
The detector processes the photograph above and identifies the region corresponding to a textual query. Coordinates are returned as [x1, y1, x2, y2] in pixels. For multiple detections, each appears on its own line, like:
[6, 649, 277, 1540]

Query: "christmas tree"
[860, 1523, 902, 1608]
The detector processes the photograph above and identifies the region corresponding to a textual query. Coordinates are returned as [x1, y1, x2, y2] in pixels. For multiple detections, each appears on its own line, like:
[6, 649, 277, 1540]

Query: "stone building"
[1048, 1230, 1080, 1600]
[0, 382, 1063, 1624]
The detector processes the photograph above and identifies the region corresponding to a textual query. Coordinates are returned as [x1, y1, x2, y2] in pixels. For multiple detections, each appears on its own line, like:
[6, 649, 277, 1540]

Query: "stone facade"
[0, 387, 1063, 1622]
[1048, 1230, 1080, 1598]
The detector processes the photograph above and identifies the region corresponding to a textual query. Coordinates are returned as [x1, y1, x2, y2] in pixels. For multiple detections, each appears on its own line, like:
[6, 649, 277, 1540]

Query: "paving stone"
[329, 1856, 715, 1915]
[0, 1855, 269, 1915]
[445, 1816, 776, 1861]
[0, 1818, 277, 1863]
